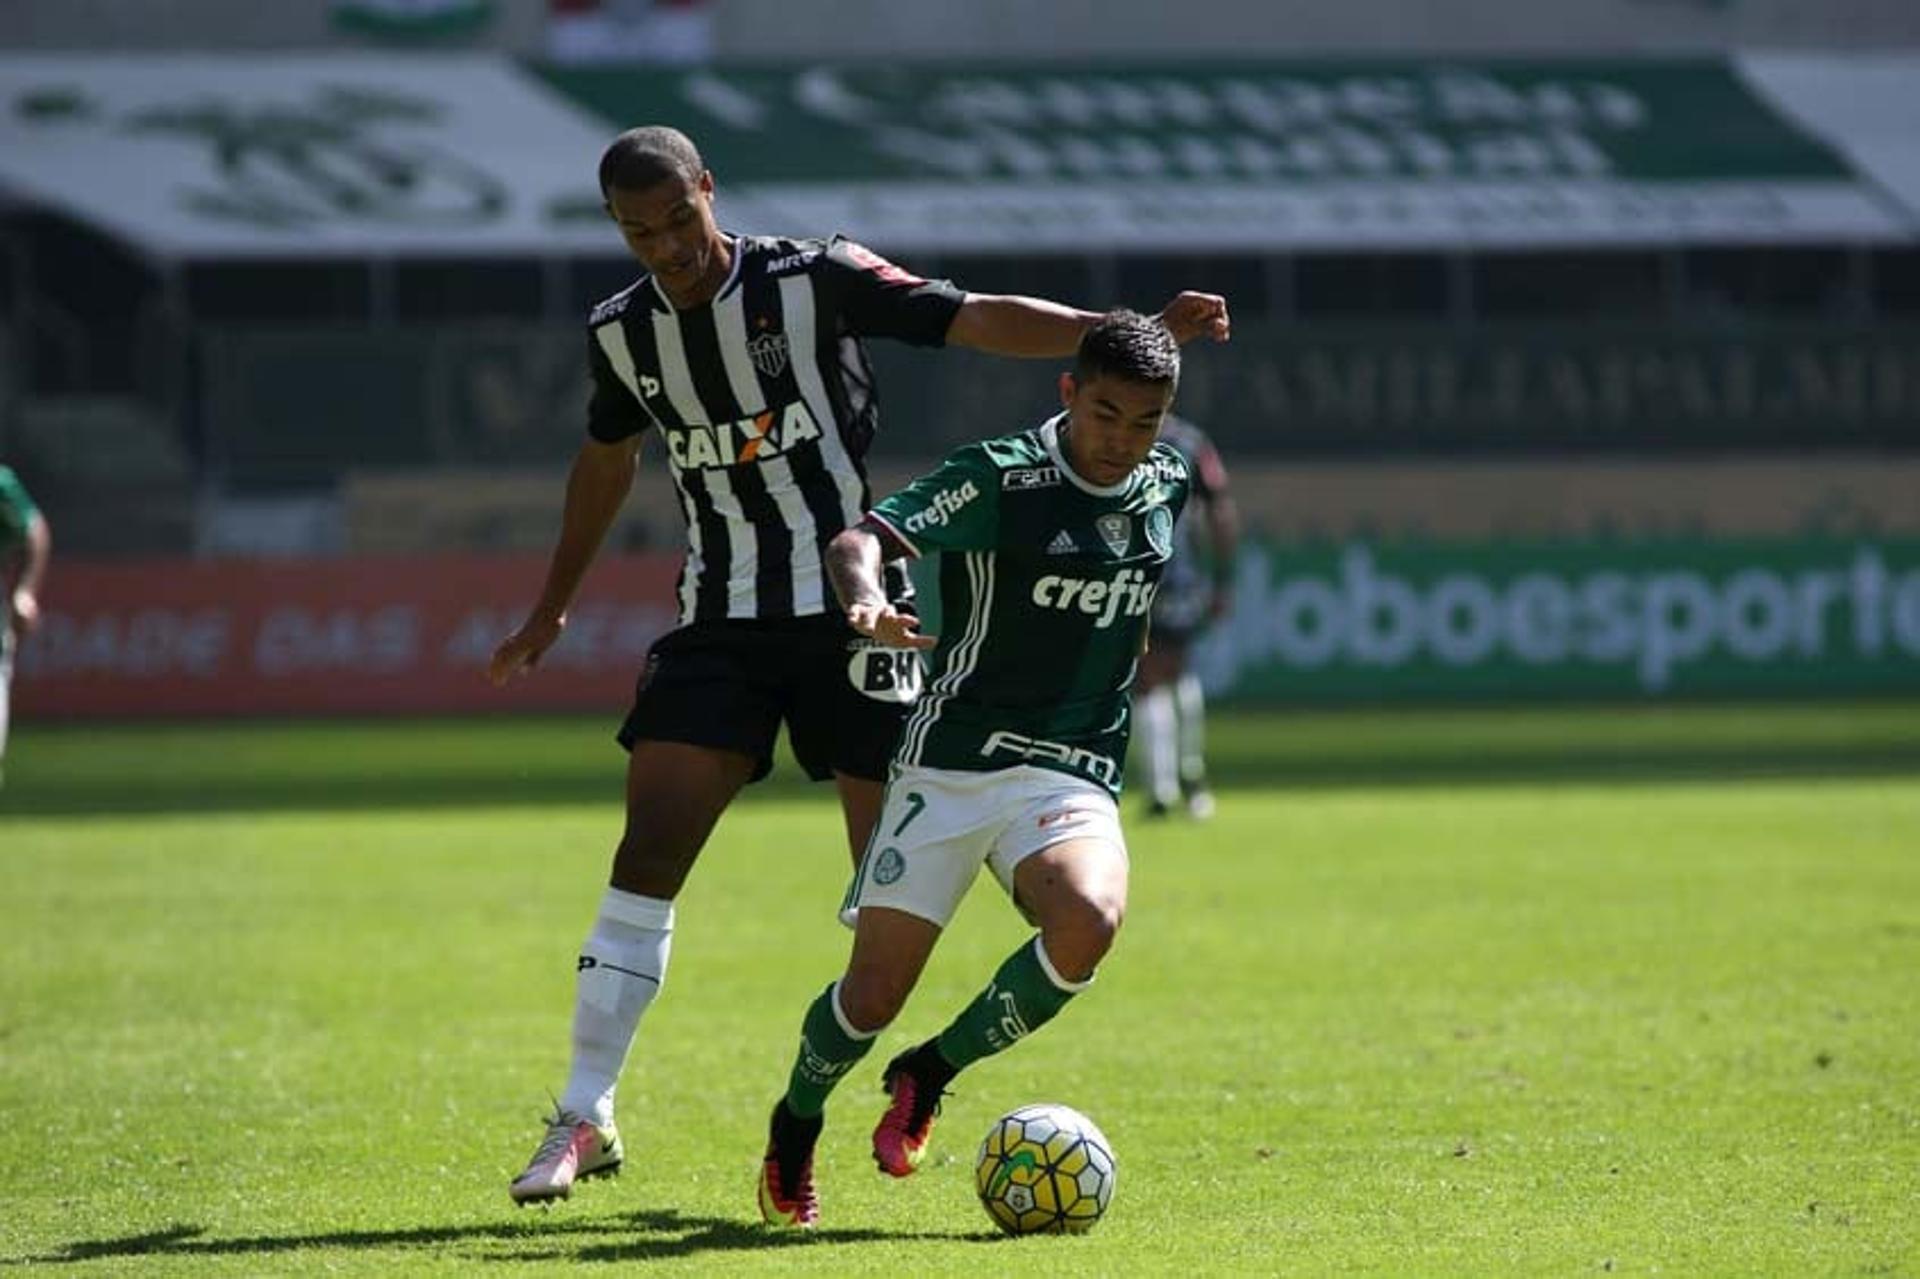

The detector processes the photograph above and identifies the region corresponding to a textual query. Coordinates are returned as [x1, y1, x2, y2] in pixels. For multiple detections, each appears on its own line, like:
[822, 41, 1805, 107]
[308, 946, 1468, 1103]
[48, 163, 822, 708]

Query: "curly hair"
[598, 126, 705, 199]
[1074, 309, 1180, 390]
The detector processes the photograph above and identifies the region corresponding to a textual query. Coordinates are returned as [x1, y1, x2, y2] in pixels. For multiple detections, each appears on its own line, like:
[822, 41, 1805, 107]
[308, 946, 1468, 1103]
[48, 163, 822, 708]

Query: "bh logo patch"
[848, 642, 923, 704]
[872, 846, 906, 885]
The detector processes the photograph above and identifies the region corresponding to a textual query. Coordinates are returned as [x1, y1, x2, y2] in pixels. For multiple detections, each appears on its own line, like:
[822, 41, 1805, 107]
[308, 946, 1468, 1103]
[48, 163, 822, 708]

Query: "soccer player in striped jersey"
[757, 311, 1189, 1228]
[1134, 416, 1238, 819]
[489, 126, 1229, 1204]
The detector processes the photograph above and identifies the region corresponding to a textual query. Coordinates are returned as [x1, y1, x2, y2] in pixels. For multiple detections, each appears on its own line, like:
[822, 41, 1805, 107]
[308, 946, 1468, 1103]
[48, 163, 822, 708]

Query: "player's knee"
[1044, 891, 1125, 977]
[837, 965, 910, 1034]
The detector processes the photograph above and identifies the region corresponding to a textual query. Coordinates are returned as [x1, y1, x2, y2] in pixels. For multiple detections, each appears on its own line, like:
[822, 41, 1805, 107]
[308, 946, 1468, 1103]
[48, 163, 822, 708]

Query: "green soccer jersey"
[868, 414, 1191, 794]
[0, 466, 36, 555]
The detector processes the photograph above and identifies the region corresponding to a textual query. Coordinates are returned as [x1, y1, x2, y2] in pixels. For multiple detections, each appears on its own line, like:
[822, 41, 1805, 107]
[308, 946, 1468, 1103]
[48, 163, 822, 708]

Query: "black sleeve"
[585, 328, 651, 443]
[818, 235, 965, 347]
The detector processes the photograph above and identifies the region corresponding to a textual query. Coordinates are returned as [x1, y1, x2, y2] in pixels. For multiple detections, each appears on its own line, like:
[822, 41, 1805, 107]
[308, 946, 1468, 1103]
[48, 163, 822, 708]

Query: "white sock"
[558, 887, 674, 1128]
[1175, 673, 1208, 790]
[1138, 685, 1179, 805]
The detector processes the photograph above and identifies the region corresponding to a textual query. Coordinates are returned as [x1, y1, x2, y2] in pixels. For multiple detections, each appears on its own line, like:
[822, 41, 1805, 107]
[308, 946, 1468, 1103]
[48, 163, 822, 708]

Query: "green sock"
[935, 937, 1091, 1073]
[783, 982, 879, 1118]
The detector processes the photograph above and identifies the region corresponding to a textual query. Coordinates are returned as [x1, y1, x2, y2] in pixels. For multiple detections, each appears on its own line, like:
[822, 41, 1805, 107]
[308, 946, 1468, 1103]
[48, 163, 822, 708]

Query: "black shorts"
[617, 615, 921, 783]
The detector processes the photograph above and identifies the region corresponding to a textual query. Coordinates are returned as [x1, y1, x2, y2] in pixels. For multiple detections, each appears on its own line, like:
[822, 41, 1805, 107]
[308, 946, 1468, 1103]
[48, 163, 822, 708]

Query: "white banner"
[1736, 52, 1920, 243]
[0, 55, 655, 257]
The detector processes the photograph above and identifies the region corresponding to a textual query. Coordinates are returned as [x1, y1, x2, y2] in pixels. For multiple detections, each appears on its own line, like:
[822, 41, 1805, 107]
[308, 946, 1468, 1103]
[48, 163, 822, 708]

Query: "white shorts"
[840, 764, 1127, 929]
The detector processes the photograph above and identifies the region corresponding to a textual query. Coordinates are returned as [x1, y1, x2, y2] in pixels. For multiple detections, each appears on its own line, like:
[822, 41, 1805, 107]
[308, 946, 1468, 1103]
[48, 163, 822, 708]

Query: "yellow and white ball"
[974, 1103, 1116, 1235]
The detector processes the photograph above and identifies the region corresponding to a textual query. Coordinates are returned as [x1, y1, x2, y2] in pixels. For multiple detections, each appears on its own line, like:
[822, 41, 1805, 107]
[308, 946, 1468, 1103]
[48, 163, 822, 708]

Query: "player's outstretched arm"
[826, 521, 937, 650]
[489, 437, 639, 684]
[945, 294, 1103, 358]
[7, 509, 50, 643]
[945, 291, 1229, 357]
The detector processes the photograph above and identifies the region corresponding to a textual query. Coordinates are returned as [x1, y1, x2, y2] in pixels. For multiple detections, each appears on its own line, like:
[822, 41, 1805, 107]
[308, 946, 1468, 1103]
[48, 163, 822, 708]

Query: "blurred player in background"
[756, 311, 1199, 1228]
[1133, 416, 1237, 818]
[487, 125, 1230, 1204]
[1, 465, 51, 783]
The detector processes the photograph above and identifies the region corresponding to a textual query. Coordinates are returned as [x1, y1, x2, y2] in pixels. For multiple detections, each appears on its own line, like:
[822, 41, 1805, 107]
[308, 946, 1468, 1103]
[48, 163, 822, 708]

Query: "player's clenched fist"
[1156, 292, 1230, 346]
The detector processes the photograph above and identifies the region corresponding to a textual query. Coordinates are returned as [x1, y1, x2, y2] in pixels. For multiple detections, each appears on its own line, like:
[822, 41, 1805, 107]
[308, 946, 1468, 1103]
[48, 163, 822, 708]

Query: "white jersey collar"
[1041, 414, 1132, 498]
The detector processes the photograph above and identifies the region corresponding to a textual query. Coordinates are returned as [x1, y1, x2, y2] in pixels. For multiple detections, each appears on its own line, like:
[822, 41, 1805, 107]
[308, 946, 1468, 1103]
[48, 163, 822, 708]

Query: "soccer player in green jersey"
[0, 465, 50, 781]
[755, 310, 1196, 1227]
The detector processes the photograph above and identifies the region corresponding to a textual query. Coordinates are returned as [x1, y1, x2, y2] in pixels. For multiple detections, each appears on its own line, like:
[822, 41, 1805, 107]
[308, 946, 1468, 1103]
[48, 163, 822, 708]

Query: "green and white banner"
[537, 54, 1920, 249]
[1, 54, 1917, 256]
[1195, 538, 1920, 700]
[331, 0, 496, 40]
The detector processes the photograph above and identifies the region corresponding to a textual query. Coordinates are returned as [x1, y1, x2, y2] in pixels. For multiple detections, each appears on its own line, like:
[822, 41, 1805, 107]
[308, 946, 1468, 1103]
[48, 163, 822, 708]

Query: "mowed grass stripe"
[5, 701, 1920, 815]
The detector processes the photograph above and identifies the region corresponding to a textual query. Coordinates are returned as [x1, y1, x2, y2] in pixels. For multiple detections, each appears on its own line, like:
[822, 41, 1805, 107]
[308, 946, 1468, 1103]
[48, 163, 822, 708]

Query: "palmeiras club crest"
[1145, 506, 1174, 557]
[1095, 513, 1131, 556]
[747, 330, 790, 378]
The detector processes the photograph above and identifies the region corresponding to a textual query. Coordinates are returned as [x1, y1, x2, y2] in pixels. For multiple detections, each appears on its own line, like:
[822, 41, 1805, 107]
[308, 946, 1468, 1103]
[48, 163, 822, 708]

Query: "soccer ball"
[974, 1103, 1116, 1235]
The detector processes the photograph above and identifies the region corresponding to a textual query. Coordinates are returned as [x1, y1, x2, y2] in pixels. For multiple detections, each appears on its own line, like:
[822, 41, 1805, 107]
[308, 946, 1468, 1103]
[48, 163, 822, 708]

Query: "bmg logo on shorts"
[1034, 804, 1105, 836]
[847, 641, 923, 704]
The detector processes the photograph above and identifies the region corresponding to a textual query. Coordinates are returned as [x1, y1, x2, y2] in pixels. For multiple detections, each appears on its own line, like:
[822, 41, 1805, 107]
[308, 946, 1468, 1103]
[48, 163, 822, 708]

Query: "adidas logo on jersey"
[1046, 531, 1078, 555]
[662, 401, 823, 470]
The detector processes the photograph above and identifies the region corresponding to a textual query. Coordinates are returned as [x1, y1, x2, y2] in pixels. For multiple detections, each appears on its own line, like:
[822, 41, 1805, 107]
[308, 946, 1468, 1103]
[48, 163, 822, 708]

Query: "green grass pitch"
[2, 704, 1917, 1274]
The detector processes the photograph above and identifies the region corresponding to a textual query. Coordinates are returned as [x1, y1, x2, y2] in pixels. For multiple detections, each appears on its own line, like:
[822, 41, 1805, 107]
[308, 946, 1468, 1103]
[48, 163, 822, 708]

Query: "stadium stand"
[2, 4, 1918, 563]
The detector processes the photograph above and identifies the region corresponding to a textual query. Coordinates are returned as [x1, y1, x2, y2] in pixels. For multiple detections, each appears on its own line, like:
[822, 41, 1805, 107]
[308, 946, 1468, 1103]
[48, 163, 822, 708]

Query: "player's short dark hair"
[1075, 309, 1180, 390]
[599, 126, 705, 199]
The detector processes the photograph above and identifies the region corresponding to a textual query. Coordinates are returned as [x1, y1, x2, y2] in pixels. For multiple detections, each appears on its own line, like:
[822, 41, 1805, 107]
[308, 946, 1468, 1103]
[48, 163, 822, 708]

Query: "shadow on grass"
[12, 1209, 998, 1267]
[7, 747, 1920, 820]
[0, 772, 634, 818]
[4, 704, 1918, 817]
[1202, 745, 1920, 791]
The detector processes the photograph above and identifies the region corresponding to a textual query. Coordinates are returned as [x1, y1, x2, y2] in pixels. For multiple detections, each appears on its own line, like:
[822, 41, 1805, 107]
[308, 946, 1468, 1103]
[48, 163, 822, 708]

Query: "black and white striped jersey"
[586, 234, 965, 625]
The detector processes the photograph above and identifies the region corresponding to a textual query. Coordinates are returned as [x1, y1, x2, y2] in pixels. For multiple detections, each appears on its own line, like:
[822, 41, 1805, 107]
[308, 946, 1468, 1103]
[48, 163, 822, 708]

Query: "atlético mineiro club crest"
[1096, 513, 1130, 556]
[747, 330, 790, 378]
